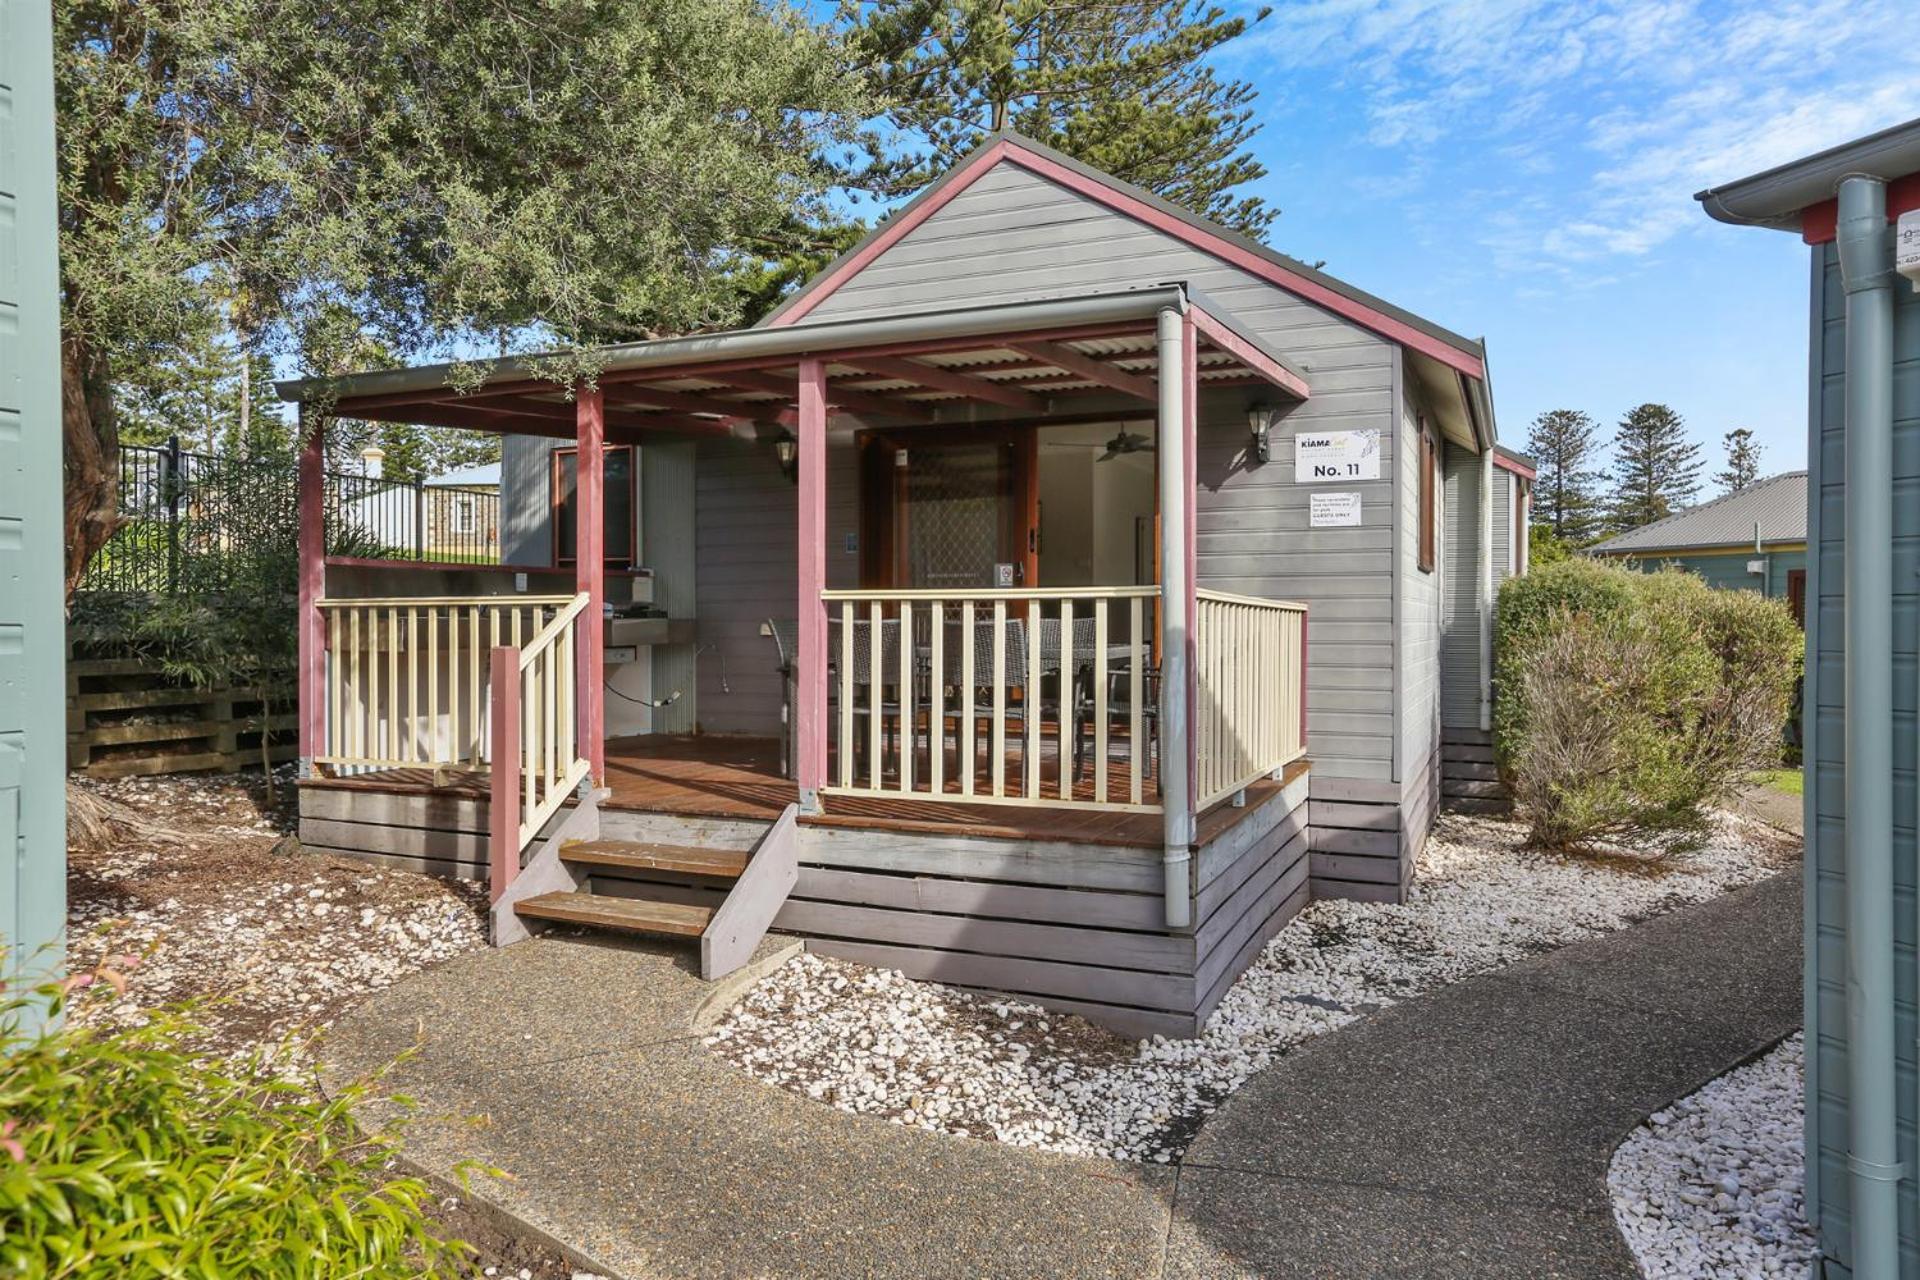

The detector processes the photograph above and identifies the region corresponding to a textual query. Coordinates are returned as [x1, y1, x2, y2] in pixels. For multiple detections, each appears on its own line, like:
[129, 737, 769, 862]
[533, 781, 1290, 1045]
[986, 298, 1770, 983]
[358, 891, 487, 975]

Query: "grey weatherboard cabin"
[1698, 115, 1920, 1279]
[282, 133, 1524, 1038]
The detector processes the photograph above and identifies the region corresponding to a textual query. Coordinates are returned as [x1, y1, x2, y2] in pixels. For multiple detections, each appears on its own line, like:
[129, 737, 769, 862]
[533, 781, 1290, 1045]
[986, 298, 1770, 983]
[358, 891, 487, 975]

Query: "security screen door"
[859, 428, 1037, 590]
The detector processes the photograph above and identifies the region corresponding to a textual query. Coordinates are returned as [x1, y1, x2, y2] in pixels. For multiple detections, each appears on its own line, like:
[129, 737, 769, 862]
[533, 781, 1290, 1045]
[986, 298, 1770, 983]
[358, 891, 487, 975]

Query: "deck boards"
[306, 733, 1302, 849]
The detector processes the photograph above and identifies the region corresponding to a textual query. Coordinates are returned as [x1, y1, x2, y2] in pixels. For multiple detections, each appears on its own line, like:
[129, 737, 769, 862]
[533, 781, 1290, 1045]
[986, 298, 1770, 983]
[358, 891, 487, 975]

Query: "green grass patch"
[1753, 767, 1804, 796]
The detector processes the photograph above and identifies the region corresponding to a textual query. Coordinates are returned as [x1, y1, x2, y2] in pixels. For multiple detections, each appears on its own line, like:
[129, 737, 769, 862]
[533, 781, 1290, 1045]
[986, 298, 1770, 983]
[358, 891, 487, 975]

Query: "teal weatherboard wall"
[1606, 547, 1808, 603]
[1805, 229, 1920, 1279]
[0, 0, 68, 981]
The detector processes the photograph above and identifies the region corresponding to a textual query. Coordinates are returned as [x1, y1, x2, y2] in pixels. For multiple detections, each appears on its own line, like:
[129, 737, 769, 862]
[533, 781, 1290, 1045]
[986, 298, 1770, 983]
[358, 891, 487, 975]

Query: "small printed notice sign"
[1310, 492, 1363, 527]
[1294, 428, 1382, 483]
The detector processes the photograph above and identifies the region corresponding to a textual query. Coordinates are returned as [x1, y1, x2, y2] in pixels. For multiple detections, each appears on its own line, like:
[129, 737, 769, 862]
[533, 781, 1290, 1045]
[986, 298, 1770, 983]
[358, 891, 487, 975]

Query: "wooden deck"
[298, 732, 1313, 1038]
[307, 733, 1297, 849]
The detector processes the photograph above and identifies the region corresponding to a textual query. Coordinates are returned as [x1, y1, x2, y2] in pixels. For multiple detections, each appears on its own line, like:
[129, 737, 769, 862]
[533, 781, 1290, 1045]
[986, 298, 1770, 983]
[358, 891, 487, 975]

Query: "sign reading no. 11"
[1294, 429, 1381, 483]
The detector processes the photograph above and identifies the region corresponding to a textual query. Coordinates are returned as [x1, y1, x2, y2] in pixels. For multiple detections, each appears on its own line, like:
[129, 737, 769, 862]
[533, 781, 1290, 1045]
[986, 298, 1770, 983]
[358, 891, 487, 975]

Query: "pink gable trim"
[773, 140, 1487, 382]
[771, 139, 1019, 328]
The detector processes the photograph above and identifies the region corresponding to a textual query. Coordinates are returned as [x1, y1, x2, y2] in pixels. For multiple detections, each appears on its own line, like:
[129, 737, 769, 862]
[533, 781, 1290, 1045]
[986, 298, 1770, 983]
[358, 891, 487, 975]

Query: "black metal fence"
[79, 438, 502, 598]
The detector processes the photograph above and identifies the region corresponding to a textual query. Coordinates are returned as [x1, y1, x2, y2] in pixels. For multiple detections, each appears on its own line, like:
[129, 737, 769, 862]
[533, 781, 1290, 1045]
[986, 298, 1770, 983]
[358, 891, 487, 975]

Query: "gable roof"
[1588, 471, 1808, 555]
[764, 132, 1489, 381]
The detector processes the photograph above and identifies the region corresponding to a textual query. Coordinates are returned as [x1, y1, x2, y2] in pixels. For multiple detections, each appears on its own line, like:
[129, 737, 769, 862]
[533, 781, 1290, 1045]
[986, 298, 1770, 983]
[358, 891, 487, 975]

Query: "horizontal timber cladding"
[1306, 770, 1414, 904]
[297, 784, 491, 880]
[1440, 726, 1510, 814]
[577, 774, 1309, 1040]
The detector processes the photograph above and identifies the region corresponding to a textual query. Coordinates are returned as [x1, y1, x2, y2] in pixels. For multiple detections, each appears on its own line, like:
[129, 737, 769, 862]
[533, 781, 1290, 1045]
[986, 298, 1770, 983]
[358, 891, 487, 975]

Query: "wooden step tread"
[513, 891, 713, 937]
[560, 840, 748, 879]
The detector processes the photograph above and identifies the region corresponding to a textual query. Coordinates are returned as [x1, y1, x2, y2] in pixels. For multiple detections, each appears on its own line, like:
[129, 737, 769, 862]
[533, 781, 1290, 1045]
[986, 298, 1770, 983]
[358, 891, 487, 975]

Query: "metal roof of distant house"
[1588, 472, 1808, 555]
[426, 462, 500, 488]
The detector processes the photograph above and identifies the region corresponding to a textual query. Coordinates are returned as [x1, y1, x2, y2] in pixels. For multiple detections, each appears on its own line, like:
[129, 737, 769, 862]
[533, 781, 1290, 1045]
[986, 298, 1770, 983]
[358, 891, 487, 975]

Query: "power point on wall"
[514, 572, 528, 592]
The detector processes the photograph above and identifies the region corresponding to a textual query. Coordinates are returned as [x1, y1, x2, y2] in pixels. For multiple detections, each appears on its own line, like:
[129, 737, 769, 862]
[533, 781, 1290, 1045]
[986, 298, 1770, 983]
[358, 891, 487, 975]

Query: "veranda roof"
[276, 285, 1309, 440]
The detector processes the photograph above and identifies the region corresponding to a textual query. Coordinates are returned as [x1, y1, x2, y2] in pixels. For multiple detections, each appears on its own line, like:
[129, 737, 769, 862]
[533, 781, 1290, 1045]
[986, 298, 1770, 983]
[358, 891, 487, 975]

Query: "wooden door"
[858, 427, 1037, 589]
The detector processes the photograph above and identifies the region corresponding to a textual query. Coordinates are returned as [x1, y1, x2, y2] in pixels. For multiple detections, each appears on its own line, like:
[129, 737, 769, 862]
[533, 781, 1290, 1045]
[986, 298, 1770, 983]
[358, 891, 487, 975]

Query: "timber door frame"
[857, 424, 1040, 590]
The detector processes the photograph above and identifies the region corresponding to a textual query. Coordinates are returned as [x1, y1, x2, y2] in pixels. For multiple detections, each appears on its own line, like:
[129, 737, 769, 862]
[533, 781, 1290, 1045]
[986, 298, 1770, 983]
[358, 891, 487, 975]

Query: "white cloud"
[1232, 0, 1920, 274]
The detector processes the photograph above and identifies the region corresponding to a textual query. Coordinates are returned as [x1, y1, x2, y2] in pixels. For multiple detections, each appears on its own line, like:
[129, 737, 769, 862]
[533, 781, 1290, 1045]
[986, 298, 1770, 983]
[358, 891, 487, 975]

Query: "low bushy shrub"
[0, 961, 470, 1278]
[1494, 559, 1801, 854]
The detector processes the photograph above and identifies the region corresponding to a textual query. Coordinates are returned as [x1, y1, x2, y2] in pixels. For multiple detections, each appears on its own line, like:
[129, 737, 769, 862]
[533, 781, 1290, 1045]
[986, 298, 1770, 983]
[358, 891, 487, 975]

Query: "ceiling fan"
[1098, 428, 1154, 462]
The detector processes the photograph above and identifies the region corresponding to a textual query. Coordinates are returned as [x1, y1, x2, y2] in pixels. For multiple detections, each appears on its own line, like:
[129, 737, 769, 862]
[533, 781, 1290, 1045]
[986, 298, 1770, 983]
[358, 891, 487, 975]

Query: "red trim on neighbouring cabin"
[1492, 452, 1536, 481]
[1801, 171, 1920, 243]
[772, 137, 1487, 381]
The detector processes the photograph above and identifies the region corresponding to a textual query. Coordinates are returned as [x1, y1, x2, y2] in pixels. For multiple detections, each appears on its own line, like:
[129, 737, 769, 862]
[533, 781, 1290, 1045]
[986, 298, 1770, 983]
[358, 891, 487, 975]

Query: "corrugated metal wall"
[806, 160, 1403, 782]
[1806, 238, 1920, 1277]
[1492, 471, 1513, 583]
[0, 0, 68, 980]
[1439, 443, 1482, 730]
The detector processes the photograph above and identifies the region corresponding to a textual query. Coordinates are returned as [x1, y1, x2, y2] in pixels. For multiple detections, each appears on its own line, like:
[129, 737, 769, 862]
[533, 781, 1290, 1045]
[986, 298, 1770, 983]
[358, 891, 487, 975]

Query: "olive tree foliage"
[1494, 560, 1801, 855]
[56, 0, 868, 596]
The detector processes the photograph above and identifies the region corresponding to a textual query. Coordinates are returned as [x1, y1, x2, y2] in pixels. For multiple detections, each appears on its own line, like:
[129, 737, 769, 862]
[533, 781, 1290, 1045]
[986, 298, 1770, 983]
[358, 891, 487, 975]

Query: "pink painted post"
[575, 386, 606, 783]
[489, 647, 522, 902]
[794, 359, 829, 810]
[1180, 313, 1200, 806]
[296, 409, 326, 772]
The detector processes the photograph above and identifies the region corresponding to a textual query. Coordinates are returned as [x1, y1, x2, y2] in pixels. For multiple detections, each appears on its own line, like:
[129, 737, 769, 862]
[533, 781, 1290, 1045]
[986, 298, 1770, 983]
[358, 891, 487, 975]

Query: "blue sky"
[1196, 0, 1920, 478]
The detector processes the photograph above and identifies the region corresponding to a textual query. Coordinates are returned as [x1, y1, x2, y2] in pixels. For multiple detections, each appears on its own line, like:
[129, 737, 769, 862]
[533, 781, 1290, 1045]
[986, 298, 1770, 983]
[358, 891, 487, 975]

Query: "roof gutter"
[1695, 116, 1920, 230]
[277, 286, 1195, 405]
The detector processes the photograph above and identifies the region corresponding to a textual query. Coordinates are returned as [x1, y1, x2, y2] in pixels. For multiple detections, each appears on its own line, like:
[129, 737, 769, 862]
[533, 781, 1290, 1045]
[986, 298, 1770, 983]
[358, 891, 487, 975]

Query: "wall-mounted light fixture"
[772, 428, 799, 483]
[1247, 402, 1281, 464]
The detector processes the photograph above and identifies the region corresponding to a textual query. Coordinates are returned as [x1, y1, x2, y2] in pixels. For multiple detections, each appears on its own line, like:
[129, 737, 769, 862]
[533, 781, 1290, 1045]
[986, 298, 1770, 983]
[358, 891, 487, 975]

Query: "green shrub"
[1494, 560, 1802, 854]
[0, 962, 470, 1278]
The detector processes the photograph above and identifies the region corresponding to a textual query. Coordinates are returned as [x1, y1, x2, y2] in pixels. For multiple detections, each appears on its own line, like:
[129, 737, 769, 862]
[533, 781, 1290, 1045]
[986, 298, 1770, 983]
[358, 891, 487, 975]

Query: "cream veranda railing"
[314, 595, 574, 772]
[818, 587, 1162, 813]
[494, 591, 594, 850]
[1194, 589, 1308, 809]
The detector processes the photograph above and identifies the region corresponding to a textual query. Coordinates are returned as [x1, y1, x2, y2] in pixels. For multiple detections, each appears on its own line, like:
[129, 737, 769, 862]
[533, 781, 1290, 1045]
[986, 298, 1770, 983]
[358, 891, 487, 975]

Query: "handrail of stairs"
[488, 591, 593, 902]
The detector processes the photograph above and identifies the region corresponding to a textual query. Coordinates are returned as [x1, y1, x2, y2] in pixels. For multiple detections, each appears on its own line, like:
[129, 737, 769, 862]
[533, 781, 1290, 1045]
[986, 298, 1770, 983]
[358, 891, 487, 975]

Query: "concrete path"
[321, 872, 1799, 1279]
[1167, 870, 1802, 1278]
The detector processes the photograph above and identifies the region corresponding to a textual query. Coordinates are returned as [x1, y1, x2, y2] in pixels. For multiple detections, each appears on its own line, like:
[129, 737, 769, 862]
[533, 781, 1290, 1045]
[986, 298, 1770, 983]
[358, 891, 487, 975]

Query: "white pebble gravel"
[1611, 1033, 1816, 1278]
[706, 810, 1796, 1162]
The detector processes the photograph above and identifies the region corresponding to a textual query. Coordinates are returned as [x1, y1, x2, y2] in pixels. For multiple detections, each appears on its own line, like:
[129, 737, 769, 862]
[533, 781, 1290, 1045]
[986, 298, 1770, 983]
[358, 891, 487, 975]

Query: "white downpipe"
[1157, 302, 1193, 929]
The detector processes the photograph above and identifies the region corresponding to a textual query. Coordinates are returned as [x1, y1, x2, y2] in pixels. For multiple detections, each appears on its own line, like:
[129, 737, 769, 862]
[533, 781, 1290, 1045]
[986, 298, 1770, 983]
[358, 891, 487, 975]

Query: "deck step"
[512, 890, 714, 937]
[559, 840, 749, 879]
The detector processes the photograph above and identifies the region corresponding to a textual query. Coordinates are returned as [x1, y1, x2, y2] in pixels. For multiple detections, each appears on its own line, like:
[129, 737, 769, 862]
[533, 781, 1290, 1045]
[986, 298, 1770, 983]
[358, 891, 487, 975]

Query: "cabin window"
[452, 495, 475, 535]
[552, 445, 636, 566]
[1417, 421, 1437, 574]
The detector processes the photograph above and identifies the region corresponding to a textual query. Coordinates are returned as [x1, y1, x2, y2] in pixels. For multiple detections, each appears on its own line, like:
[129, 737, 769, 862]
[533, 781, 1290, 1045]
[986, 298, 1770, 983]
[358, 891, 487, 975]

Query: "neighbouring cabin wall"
[1492, 471, 1514, 583]
[1605, 548, 1808, 600]
[1439, 442, 1482, 731]
[1804, 239, 1920, 1277]
[1396, 366, 1444, 871]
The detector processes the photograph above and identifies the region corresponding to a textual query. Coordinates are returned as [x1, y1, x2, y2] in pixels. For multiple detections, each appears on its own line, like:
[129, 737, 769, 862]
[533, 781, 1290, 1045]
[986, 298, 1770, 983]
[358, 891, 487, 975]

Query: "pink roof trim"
[1493, 452, 1536, 481]
[1188, 305, 1310, 400]
[771, 139, 1487, 382]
